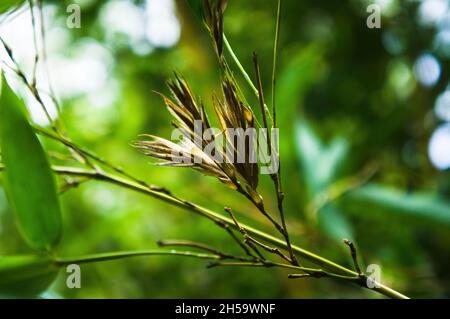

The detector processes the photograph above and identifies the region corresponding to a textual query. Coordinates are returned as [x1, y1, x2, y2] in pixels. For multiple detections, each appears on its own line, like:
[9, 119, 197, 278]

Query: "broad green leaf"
[0, 75, 62, 250]
[348, 183, 450, 226]
[0, 0, 24, 14]
[0, 255, 59, 298]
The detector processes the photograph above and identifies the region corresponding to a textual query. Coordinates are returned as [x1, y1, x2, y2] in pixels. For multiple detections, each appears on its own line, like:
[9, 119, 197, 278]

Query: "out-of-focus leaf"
[278, 44, 326, 115]
[0, 255, 59, 298]
[295, 119, 349, 195]
[186, 0, 204, 20]
[0, 0, 24, 14]
[318, 205, 354, 241]
[0, 75, 62, 250]
[349, 183, 450, 226]
[295, 119, 353, 240]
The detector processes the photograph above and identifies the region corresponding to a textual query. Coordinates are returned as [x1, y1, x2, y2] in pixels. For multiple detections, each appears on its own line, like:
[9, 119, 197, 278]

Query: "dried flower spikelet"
[214, 77, 259, 191]
[132, 135, 231, 185]
[134, 74, 262, 194]
[163, 74, 213, 148]
[203, 0, 228, 59]
[134, 75, 240, 189]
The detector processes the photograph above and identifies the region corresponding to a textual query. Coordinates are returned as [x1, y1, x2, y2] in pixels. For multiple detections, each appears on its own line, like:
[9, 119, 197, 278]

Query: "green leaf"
[318, 205, 354, 242]
[0, 0, 24, 14]
[349, 183, 450, 226]
[278, 44, 326, 116]
[0, 75, 62, 251]
[186, 0, 204, 20]
[295, 119, 349, 195]
[0, 255, 59, 298]
[295, 119, 354, 241]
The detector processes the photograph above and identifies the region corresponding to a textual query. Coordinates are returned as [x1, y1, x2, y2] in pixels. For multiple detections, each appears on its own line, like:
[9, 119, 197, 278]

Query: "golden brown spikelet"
[203, 0, 228, 59]
[134, 73, 259, 192]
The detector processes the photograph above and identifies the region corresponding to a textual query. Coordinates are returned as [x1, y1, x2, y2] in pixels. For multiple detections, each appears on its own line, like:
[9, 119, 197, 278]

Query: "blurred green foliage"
[0, 0, 450, 298]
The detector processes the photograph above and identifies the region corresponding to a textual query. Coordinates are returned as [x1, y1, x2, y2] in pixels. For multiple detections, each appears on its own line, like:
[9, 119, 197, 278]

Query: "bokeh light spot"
[145, 0, 180, 48]
[414, 53, 441, 87]
[435, 89, 450, 121]
[429, 123, 450, 170]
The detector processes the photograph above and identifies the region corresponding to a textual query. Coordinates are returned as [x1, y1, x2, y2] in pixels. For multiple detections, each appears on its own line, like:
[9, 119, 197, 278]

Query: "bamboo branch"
[252, 52, 273, 127]
[28, 0, 39, 88]
[223, 35, 259, 98]
[207, 260, 360, 282]
[0, 35, 55, 132]
[226, 207, 290, 263]
[157, 240, 250, 262]
[266, 0, 298, 267]
[343, 239, 363, 276]
[206, 213, 256, 259]
[0, 163, 409, 298]
[252, 51, 297, 265]
[54, 250, 221, 266]
[271, 0, 282, 127]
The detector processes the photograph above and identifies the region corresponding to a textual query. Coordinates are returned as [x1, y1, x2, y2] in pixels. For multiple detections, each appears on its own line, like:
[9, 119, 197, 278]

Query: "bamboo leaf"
[0, 255, 59, 298]
[348, 183, 450, 226]
[277, 44, 326, 115]
[295, 119, 354, 241]
[0, 0, 24, 14]
[186, 0, 204, 20]
[295, 119, 349, 195]
[0, 75, 62, 250]
[317, 205, 354, 242]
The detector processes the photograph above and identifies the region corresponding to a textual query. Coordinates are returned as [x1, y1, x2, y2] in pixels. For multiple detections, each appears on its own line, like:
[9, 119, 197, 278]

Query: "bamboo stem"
[54, 250, 221, 266]
[223, 35, 259, 98]
[28, 165, 408, 299]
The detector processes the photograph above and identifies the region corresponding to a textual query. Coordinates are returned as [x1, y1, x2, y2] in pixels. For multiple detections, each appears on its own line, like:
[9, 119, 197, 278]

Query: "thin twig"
[223, 35, 259, 98]
[287, 273, 312, 279]
[54, 250, 221, 266]
[252, 52, 273, 127]
[225, 207, 266, 261]
[157, 240, 250, 262]
[245, 235, 291, 263]
[59, 176, 89, 194]
[0, 36, 56, 131]
[271, 0, 282, 127]
[213, 218, 255, 258]
[266, 0, 298, 266]
[36, 0, 61, 116]
[28, 0, 39, 88]
[234, 182, 284, 236]
[207, 260, 360, 282]
[343, 239, 362, 276]
[252, 51, 296, 264]
[225, 207, 290, 263]
[208, 261, 269, 269]
[0, 35, 95, 169]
